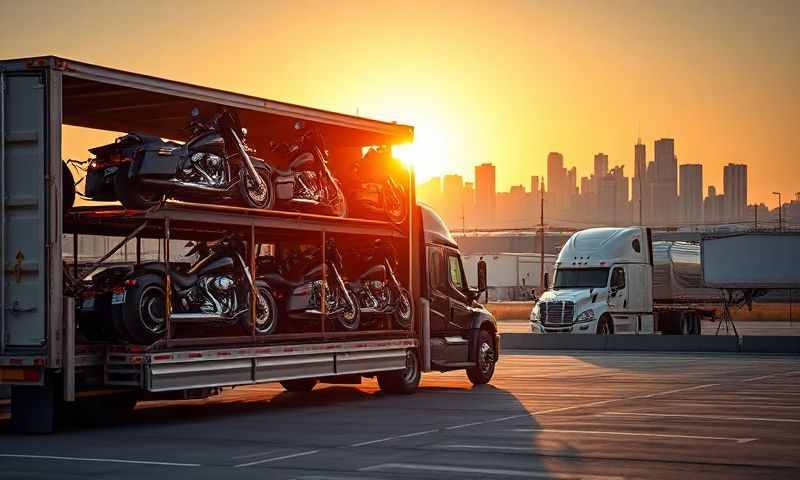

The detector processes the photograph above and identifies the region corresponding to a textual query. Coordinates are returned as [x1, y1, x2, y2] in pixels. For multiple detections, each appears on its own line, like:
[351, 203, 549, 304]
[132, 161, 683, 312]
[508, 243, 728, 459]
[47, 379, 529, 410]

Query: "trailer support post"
[321, 230, 327, 337]
[164, 218, 171, 346]
[63, 296, 75, 402]
[77, 221, 148, 281]
[250, 223, 256, 340]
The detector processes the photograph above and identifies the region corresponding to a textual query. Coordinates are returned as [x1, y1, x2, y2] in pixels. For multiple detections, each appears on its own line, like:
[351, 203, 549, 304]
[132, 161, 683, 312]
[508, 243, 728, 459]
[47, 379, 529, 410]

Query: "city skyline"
[418, 136, 797, 230]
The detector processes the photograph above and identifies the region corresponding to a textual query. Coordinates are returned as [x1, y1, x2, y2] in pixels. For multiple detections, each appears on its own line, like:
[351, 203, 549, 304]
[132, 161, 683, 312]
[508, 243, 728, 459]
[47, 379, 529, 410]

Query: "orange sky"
[1, 0, 798, 205]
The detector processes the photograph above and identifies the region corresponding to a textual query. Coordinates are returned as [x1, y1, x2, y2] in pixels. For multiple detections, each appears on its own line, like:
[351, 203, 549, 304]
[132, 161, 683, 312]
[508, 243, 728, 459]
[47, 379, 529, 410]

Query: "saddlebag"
[132, 147, 182, 177]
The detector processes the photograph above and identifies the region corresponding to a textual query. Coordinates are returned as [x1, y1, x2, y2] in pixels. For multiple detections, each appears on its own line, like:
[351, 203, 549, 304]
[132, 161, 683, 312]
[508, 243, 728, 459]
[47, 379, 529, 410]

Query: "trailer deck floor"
[2, 351, 799, 479]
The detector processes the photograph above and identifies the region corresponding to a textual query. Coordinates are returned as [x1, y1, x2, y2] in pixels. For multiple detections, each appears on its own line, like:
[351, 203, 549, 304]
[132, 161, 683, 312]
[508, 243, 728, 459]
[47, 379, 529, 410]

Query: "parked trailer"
[0, 56, 499, 433]
[530, 227, 719, 335]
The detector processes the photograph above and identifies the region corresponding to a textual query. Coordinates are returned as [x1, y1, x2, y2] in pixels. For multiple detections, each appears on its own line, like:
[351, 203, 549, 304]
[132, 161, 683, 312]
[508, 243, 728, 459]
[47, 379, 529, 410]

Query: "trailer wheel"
[122, 274, 167, 345]
[378, 349, 420, 395]
[280, 378, 318, 392]
[467, 328, 497, 385]
[694, 314, 702, 335]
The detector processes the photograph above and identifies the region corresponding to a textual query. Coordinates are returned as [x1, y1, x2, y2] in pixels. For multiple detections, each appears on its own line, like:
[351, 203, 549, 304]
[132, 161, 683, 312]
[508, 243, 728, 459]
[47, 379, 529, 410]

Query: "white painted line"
[350, 429, 438, 447]
[629, 383, 718, 399]
[0, 453, 200, 467]
[509, 428, 757, 444]
[231, 449, 280, 460]
[359, 462, 624, 479]
[234, 449, 320, 468]
[743, 372, 790, 382]
[599, 412, 800, 423]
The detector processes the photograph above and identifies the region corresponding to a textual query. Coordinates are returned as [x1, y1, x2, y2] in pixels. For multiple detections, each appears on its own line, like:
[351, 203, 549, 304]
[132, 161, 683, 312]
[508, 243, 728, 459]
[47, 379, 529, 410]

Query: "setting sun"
[393, 129, 449, 181]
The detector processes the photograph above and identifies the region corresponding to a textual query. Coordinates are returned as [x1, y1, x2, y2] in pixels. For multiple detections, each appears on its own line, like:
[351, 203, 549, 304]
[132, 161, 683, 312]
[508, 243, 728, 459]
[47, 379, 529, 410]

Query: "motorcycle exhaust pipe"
[141, 178, 238, 193]
[170, 312, 227, 322]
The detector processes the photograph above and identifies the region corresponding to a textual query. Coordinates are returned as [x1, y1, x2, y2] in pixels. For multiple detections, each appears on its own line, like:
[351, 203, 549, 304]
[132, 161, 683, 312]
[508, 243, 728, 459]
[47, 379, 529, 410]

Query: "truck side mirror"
[477, 261, 487, 293]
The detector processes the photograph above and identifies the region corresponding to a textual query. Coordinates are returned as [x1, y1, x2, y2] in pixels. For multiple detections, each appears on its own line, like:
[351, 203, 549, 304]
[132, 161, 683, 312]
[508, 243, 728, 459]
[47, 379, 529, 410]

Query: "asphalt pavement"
[499, 319, 800, 336]
[1, 352, 799, 479]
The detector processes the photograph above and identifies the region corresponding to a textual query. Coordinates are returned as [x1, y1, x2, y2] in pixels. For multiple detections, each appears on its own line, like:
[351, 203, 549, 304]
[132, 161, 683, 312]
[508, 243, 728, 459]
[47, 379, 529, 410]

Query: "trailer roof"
[2, 56, 413, 147]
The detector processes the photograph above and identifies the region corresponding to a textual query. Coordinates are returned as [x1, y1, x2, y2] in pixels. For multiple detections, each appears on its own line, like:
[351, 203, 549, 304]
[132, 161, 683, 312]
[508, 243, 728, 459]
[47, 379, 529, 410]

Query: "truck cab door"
[427, 246, 450, 332]
[607, 266, 634, 333]
[444, 248, 472, 331]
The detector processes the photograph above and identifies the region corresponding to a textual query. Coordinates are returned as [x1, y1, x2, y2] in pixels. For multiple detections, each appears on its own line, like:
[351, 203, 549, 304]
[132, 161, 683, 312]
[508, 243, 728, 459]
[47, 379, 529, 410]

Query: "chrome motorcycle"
[266, 121, 347, 217]
[348, 147, 407, 224]
[259, 239, 359, 331]
[83, 108, 272, 210]
[114, 234, 277, 344]
[346, 239, 413, 328]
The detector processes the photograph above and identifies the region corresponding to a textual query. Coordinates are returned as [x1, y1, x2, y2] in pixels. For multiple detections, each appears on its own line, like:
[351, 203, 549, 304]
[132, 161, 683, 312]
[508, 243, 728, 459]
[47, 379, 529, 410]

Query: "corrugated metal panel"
[1, 72, 48, 349]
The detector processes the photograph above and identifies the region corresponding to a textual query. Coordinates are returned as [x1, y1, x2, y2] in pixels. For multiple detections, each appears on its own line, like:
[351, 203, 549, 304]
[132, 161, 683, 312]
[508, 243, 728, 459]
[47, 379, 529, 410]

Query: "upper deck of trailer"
[0, 56, 413, 148]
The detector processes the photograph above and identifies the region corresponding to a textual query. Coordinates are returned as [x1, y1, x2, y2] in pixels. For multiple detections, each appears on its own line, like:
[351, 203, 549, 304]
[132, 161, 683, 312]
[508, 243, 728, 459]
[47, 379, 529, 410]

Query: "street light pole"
[773, 192, 782, 232]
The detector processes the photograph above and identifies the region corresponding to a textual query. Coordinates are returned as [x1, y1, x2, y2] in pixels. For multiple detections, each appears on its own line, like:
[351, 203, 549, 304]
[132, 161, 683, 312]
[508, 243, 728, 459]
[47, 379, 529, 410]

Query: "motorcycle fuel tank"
[188, 132, 226, 156]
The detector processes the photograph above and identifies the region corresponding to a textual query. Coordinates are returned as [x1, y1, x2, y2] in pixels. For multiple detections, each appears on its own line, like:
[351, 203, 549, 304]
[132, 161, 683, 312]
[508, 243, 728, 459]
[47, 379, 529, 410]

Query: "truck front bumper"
[530, 321, 596, 334]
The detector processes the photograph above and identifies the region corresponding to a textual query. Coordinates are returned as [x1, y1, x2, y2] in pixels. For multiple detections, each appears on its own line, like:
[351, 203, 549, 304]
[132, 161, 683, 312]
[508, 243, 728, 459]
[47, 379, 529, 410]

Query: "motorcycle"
[266, 121, 347, 217]
[347, 147, 407, 224]
[346, 239, 413, 329]
[83, 108, 273, 210]
[259, 239, 359, 331]
[114, 233, 277, 344]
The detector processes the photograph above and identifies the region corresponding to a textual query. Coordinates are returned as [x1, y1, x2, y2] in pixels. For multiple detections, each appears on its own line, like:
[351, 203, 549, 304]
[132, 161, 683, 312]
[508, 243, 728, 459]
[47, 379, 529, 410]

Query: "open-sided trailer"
[0, 56, 501, 433]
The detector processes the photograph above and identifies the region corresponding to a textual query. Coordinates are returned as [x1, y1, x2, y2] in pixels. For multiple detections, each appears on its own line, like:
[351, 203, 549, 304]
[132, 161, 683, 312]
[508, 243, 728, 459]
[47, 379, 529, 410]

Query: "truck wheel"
[694, 314, 702, 335]
[467, 329, 497, 385]
[122, 274, 167, 345]
[114, 164, 161, 210]
[596, 315, 613, 335]
[377, 349, 420, 395]
[280, 378, 318, 392]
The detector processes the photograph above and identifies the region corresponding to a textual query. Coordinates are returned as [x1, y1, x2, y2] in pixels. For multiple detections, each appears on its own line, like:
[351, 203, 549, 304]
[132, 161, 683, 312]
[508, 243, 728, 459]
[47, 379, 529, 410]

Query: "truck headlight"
[530, 304, 540, 323]
[575, 309, 595, 323]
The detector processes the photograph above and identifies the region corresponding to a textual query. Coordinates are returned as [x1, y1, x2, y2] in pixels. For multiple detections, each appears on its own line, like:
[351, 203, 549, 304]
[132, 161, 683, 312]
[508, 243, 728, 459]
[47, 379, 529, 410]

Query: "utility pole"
[539, 196, 545, 291]
[754, 204, 758, 231]
[773, 192, 782, 232]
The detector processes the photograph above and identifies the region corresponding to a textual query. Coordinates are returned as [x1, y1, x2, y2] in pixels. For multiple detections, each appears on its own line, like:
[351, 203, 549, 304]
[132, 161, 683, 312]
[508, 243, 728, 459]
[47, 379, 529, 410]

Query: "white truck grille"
[541, 301, 575, 325]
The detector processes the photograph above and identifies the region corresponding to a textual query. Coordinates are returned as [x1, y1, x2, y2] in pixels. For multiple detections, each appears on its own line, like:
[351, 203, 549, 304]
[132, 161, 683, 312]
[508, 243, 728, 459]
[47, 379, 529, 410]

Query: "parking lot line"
[628, 383, 718, 399]
[350, 429, 439, 447]
[230, 449, 280, 460]
[359, 462, 625, 479]
[0, 453, 200, 467]
[598, 412, 800, 423]
[234, 449, 320, 468]
[509, 428, 757, 443]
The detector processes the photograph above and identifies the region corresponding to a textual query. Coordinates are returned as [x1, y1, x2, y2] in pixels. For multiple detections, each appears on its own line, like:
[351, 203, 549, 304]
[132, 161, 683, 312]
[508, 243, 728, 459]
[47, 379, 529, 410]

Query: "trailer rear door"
[1, 70, 50, 350]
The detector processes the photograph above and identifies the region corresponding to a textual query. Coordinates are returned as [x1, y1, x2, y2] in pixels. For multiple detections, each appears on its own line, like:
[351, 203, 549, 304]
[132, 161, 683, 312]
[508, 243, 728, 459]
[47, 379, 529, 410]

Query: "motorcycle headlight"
[575, 309, 595, 323]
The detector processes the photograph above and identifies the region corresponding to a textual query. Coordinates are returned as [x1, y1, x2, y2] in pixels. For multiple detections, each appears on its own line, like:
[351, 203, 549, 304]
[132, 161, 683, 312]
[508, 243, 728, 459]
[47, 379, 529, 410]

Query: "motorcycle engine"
[180, 152, 227, 187]
[201, 275, 237, 315]
[294, 171, 322, 201]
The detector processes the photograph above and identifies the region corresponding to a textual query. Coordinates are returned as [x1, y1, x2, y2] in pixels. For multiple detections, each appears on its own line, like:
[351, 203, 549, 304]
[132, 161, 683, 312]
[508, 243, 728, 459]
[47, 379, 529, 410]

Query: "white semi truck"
[530, 227, 719, 335]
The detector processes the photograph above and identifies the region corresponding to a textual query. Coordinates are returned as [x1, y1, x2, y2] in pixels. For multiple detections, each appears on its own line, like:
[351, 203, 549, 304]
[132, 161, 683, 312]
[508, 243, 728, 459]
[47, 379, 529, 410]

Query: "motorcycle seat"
[169, 271, 198, 289]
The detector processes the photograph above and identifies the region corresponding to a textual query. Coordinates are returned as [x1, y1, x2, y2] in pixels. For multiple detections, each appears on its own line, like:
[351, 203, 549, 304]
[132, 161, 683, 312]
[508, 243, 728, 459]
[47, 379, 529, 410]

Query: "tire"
[377, 349, 421, 395]
[121, 274, 167, 345]
[329, 179, 348, 217]
[694, 314, 702, 335]
[280, 378, 318, 392]
[393, 288, 414, 329]
[596, 315, 613, 335]
[383, 179, 407, 224]
[114, 164, 161, 210]
[336, 285, 361, 331]
[467, 329, 497, 385]
[62, 161, 76, 211]
[242, 281, 278, 335]
[239, 166, 274, 209]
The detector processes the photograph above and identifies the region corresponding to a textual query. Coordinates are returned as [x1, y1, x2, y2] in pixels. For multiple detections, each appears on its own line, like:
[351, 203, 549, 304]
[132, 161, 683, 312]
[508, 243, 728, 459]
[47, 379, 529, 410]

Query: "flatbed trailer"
[1, 56, 499, 433]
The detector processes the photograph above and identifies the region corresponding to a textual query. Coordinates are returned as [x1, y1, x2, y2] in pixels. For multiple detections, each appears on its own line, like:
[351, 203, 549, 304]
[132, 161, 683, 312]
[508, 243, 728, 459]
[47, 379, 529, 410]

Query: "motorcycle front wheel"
[383, 181, 407, 224]
[62, 161, 76, 211]
[243, 281, 278, 335]
[239, 166, 274, 210]
[336, 285, 360, 331]
[393, 287, 414, 329]
[329, 179, 348, 217]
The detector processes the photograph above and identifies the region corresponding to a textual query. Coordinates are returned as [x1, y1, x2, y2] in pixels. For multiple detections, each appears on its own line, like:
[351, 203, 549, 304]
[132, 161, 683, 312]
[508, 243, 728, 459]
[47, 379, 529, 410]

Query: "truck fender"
[468, 311, 499, 363]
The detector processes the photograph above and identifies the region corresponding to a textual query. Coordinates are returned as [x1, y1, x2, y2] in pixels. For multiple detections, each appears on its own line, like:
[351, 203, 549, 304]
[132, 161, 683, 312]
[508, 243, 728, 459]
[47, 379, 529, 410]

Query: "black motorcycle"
[346, 239, 413, 329]
[259, 239, 359, 331]
[83, 109, 273, 210]
[348, 147, 407, 224]
[115, 234, 277, 344]
[267, 121, 347, 217]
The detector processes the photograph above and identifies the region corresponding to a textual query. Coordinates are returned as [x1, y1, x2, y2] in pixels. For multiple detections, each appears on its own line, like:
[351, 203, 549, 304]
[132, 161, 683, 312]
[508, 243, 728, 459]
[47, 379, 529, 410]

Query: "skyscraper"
[679, 164, 703, 225]
[475, 163, 496, 227]
[653, 138, 678, 225]
[632, 140, 647, 223]
[723, 163, 747, 222]
[594, 153, 608, 180]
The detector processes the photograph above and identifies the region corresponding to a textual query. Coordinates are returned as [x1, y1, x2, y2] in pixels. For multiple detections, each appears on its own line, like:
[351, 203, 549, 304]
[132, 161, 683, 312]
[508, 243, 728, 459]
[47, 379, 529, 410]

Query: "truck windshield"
[553, 268, 610, 289]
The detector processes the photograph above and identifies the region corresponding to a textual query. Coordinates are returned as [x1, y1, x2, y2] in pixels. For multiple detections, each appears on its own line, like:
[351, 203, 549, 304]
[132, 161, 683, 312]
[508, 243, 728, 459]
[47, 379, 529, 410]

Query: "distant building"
[679, 164, 703, 225]
[632, 140, 647, 224]
[594, 153, 608, 180]
[475, 163, 496, 227]
[723, 163, 747, 222]
[598, 166, 629, 225]
[653, 138, 678, 225]
[704, 185, 724, 224]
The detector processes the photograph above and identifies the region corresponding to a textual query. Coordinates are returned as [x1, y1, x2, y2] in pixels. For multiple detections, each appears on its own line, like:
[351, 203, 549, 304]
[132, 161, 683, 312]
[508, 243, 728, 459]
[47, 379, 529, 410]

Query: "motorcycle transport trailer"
[0, 56, 499, 433]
